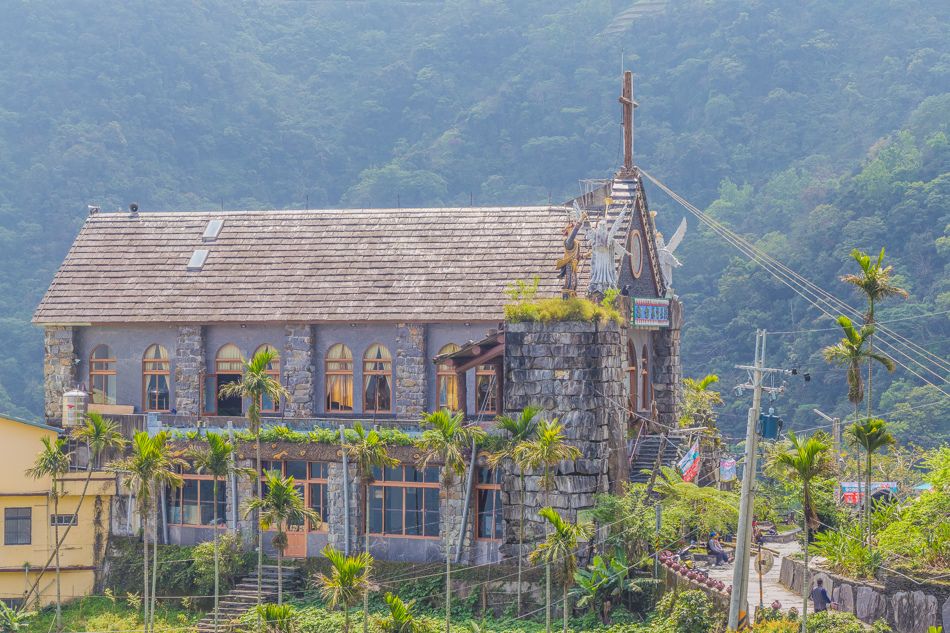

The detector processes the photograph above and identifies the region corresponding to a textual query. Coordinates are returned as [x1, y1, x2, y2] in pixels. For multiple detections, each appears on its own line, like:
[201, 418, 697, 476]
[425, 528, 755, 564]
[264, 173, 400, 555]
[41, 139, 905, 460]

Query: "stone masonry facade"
[395, 323, 427, 418]
[44, 325, 78, 426]
[174, 325, 205, 416]
[651, 298, 683, 426]
[500, 320, 625, 561]
[284, 324, 315, 417]
[326, 460, 362, 555]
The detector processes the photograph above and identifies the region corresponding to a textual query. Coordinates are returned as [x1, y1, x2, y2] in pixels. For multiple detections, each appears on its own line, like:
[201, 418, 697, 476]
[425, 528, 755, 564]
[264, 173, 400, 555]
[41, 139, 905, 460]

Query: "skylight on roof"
[187, 250, 210, 271]
[202, 219, 224, 241]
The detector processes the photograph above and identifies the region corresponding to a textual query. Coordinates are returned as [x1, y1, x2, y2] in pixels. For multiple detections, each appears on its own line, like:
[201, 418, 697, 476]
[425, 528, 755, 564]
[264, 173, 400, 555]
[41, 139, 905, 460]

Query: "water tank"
[62, 390, 88, 427]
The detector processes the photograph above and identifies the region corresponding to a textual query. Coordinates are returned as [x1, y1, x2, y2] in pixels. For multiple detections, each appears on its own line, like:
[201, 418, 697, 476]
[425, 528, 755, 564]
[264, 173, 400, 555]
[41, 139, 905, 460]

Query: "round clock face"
[629, 229, 643, 278]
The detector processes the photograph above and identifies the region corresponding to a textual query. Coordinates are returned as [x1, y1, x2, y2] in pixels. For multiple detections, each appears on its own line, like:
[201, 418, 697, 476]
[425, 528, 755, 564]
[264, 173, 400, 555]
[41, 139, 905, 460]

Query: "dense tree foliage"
[2, 0, 950, 436]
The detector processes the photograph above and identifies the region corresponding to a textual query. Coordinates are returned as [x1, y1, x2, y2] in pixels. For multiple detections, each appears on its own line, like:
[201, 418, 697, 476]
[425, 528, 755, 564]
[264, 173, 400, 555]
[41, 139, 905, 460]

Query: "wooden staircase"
[192, 565, 305, 632]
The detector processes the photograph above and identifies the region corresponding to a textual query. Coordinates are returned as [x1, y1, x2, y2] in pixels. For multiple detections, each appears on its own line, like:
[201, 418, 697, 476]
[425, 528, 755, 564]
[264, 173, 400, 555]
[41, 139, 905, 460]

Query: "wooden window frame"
[166, 462, 227, 528]
[437, 343, 461, 412]
[325, 344, 354, 413]
[626, 341, 638, 412]
[474, 467, 502, 541]
[475, 364, 498, 415]
[143, 344, 171, 412]
[90, 344, 117, 406]
[367, 464, 441, 539]
[641, 345, 650, 412]
[363, 344, 392, 414]
[4, 507, 31, 545]
[259, 460, 330, 533]
[202, 344, 244, 417]
[255, 344, 281, 413]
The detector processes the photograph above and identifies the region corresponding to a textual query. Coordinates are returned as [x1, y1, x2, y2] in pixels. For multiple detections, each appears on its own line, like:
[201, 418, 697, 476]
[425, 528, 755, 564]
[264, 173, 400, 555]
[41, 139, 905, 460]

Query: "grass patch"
[23, 596, 200, 633]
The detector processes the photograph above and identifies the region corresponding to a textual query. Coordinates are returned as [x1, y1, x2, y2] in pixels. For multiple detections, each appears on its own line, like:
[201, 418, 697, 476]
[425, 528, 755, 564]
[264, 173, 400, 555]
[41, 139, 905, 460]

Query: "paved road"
[702, 540, 805, 623]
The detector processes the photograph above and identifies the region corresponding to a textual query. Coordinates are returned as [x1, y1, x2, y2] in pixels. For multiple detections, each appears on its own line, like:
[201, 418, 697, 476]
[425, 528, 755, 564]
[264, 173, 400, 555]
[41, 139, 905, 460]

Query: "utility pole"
[814, 408, 842, 463]
[728, 329, 765, 631]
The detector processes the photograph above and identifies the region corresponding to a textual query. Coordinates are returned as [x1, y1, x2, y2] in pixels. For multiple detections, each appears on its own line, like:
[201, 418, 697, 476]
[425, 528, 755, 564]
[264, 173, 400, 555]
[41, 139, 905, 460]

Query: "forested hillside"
[2, 0, 950, 439]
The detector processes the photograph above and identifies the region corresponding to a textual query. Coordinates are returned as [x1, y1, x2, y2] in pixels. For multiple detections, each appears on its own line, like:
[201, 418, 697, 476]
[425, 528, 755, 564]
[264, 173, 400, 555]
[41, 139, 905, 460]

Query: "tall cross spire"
[618, 70, 638, 178]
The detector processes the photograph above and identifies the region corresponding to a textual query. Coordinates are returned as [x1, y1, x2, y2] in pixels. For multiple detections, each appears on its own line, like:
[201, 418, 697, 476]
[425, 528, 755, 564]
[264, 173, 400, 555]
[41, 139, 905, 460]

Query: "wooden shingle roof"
[33, 207, 576, 324]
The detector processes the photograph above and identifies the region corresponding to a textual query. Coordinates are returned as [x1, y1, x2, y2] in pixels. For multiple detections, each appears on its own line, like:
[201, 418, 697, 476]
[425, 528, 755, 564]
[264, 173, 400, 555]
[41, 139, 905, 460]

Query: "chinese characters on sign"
[632, 298, 671, 327]
[839, 481, 898, 504]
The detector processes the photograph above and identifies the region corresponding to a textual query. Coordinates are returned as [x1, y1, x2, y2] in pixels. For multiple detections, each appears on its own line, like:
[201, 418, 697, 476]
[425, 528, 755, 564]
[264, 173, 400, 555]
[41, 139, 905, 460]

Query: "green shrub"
[808, 522, 882, 578]
[504, 297, 622, 325]
[804, 610, 872, 633]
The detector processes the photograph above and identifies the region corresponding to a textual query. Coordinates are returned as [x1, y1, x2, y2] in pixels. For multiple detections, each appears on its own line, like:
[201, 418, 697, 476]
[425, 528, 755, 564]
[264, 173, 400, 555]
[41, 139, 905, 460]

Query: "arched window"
[255, 344, 281, 413]
[143, 344, 170, 412]
[363, 344, 392, 413]
[626, 342, 638, 412]
[437, 343, 461, 412]
[203, 344, 244, 416]
[325, 344, 353, 412]
[90, 345, 116, 405]
[475, 365, 498, 415]
[641, 345, 650, 412]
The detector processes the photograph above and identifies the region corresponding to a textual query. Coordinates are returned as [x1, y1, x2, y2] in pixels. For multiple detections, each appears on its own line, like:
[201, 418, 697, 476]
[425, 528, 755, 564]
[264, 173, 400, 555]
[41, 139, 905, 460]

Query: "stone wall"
[501, 320, 624, 561]
[284, 324, 315, 417]
[651, 298, 682, 427]
[174, 325, 205, 415]
[326, 460, 362, 555]
[395, 324, 427, 419]
[44, 325, 78, 426]
[779, 557, 948, 632]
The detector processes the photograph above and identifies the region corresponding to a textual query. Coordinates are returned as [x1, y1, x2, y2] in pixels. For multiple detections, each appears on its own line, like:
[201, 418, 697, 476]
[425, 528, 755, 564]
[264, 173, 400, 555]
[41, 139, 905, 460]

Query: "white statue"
[585, 204, 629, 293]
[656, 217, 687, 292]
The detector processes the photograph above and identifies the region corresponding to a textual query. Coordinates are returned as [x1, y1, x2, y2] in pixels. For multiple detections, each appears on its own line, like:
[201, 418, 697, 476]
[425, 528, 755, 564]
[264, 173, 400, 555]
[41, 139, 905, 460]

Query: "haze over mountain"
[3, 0, 950, 441]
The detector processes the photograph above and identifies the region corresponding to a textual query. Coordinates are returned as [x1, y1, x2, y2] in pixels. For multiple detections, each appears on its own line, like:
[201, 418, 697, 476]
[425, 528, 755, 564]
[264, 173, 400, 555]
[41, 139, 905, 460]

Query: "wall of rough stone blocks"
[284, 324, 315, 417]
[326, 460, 362, 555]
[174, 325, 205, 416]
[395, 323, 427, 420]
[651, 298, 682, 427]
[44, 325, 78, 426]
[500, 320, 624, 561]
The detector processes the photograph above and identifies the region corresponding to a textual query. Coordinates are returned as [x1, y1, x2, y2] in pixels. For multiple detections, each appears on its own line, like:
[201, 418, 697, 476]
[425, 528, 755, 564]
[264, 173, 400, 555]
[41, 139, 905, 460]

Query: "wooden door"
[283, 524, 307, 558]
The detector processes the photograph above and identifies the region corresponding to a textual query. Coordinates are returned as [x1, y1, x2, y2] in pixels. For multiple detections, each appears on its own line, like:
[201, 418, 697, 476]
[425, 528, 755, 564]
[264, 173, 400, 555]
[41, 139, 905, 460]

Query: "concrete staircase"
[630, 434, 682, 484]
[192, 565, 305, 632]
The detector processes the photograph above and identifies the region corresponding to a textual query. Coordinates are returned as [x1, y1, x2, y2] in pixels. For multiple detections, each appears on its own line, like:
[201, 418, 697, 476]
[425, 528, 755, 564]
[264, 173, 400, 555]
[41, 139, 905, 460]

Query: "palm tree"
[488, 405, 541, 617]
[316, 545, 376, 633]
[20, 414, 126, 611]
[823, 316, 895, 538]
[768, 431, 833, 633]
[219, 348, 289, 619]
[846, 419, 896, 548]
[823, 316, 896, 427]
[529, 508, 593, 633]
[416, 410, 486, 633]
[242, 470, 319, 605]
[25, 436, 71, 632]
[108, 431, 185, 633]
[514, 417, 580, 633]
[841, 248, 907, 418]
[375, 593, 433, 633]
[188, 432, 255, 631]
[344, 423, 397, 633]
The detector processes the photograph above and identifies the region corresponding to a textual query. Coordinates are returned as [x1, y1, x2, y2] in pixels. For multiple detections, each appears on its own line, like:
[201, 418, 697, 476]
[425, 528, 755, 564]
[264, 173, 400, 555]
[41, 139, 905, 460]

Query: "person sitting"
[707, 532, 729, 566]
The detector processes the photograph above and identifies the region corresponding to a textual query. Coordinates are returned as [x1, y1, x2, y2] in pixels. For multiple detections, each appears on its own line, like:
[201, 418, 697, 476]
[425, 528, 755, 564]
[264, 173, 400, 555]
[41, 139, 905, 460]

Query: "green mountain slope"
[1, 0, 950, 430]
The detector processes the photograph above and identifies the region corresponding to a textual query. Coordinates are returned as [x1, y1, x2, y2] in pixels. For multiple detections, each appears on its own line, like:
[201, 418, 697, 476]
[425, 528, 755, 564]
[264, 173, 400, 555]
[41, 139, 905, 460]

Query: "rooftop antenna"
[221, 198, 224, 212]
[618, 70, 638, 178]
[306, 194, 309, 211]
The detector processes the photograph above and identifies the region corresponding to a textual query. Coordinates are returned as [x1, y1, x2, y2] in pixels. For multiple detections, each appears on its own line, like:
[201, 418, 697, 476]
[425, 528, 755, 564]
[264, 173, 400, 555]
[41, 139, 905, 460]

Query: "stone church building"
[32, 78, 684, 566]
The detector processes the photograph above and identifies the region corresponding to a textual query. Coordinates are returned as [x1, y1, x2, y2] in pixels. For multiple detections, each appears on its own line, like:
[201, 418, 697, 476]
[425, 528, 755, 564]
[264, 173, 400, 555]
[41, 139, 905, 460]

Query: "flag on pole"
[677, 441, 700, 482]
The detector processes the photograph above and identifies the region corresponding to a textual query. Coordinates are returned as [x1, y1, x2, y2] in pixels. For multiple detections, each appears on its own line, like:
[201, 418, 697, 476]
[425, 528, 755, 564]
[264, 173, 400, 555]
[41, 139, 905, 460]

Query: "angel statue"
[585, 203, 629, 294]
[656, 217, 687, 293]
[556, 202, 588, 298]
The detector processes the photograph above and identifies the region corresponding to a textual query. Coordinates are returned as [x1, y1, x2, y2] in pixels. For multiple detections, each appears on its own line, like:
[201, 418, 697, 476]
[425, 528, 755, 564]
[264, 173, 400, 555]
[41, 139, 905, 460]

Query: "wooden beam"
[453, 344, 504, 374]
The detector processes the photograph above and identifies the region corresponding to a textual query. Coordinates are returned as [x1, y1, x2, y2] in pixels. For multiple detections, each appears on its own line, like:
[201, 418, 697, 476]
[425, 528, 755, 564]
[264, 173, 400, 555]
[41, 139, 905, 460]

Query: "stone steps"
[630, 435, 681, 484]
[191, 565, 304, 632]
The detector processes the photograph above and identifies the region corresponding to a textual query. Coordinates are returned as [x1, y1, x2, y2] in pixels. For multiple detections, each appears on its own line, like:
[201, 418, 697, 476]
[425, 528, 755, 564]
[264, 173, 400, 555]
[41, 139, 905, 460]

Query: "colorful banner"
[720, 459, 737, 482]
[839, 481, 898, 504]
[632, 298, 671, 327]
[677, 441, 700, 483]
